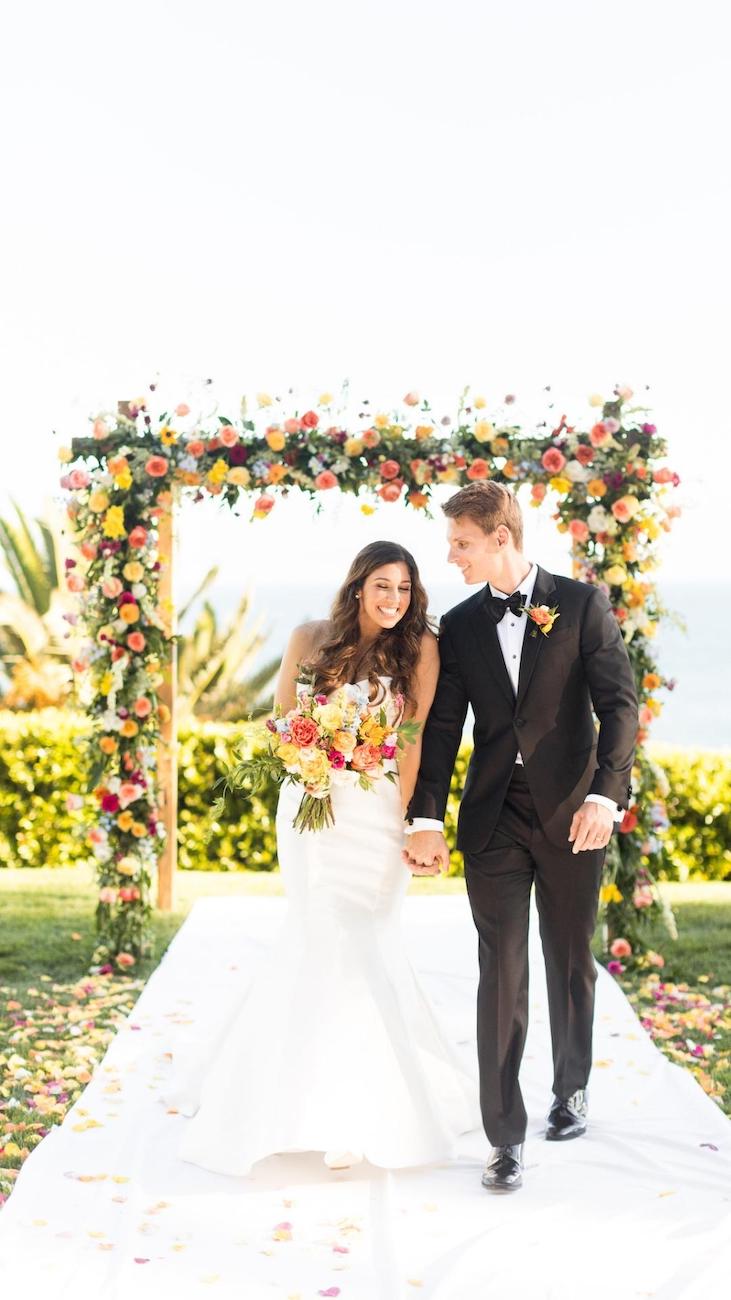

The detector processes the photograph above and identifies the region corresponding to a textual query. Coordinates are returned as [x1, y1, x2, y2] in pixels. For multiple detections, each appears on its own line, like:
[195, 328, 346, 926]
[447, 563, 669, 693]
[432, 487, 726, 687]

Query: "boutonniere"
[523, 602, 560, 638]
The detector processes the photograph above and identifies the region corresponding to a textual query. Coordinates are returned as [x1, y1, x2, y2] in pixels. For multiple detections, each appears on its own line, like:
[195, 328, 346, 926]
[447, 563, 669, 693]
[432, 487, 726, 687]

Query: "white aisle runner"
[1, 896, 729, 1300]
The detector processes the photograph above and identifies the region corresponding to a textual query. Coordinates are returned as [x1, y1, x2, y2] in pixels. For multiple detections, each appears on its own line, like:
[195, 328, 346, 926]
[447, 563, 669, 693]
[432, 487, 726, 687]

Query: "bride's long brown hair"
[306, 542, 431, 708]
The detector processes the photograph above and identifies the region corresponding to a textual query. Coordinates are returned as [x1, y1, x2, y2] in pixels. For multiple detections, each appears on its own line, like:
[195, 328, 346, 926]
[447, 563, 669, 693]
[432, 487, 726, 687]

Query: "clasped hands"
[402, 801, 614, 875]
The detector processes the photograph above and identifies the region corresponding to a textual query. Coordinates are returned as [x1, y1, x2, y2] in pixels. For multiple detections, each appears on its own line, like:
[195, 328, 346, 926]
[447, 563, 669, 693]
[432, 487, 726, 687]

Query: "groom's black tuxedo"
[408, 565, 637, 846]
[408, 565, 639, 1148]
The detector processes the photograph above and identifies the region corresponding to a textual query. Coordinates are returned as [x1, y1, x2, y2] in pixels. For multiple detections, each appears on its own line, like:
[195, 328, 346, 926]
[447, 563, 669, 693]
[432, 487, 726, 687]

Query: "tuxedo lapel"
[515, 566, 557, 708]
[472, 591, 516, 706]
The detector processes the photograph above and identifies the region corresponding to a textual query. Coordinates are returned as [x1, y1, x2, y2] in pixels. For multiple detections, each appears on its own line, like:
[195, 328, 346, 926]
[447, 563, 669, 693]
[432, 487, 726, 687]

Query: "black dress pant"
[463, 765, 604, 1146]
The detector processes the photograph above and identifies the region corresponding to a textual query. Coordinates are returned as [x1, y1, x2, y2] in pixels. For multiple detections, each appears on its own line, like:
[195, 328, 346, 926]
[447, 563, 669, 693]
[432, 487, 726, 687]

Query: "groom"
[404, 482, 638, 1192]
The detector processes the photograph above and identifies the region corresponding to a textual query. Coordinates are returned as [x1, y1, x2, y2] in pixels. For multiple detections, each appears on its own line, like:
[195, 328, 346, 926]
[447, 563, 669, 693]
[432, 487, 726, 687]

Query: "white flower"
[587, 506, 610, 533]
[565, 460, 590, 483]
[131, 582, 147, 600]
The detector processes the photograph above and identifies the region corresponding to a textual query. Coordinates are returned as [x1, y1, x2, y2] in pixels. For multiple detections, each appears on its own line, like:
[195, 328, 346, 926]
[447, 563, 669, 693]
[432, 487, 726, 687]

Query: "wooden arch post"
[156, 495, 178, 911]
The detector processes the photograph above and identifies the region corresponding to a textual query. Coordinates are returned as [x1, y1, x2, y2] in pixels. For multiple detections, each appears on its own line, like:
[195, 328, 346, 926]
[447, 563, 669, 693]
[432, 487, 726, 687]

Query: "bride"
[171, 541, 479, 1175]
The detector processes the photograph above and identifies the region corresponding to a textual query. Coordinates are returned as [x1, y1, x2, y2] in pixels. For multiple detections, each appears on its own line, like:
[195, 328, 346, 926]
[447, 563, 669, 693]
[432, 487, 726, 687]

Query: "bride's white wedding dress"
[169, 677, 479, 1176]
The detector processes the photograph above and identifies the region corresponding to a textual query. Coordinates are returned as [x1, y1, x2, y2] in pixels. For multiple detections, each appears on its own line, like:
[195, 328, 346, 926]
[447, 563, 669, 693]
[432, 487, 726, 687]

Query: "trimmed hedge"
[0, 711, 728, 881]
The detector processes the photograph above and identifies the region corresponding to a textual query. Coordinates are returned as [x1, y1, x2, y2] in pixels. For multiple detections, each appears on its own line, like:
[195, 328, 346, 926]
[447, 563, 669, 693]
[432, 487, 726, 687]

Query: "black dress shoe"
[545, 1088, 588, 1141]
[481, 1143, 524, 1192]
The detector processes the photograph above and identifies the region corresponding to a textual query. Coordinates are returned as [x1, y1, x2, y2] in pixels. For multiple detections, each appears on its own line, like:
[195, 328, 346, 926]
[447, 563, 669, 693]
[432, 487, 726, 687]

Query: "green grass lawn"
[1, 869, 729, 1206]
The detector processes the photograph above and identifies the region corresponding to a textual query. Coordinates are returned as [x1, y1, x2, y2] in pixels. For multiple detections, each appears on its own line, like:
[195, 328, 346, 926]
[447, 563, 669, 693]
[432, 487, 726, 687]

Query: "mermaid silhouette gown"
[168, 677, 479, 1175]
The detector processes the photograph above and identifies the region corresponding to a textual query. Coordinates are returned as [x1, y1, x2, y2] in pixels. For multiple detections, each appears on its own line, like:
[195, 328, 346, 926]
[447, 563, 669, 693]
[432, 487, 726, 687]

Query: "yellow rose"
[315, 702, 344, 732]
[276, 741, 300, 767]
[587, 478, 607, 498]
[123, 561, 144, 582]
[102, 506, 127, 538]
[474, 395, 487, 409]
[438, 467, 460, 484]
[318, 392, 334, 406]
[114, 470, 133, 490]
[471, 421, 491, 446]
[414, 425, 433, 441]
[227, 466, 251, 487]
[256, 392, 273, 407]
[549, 476, 571, 495]
[604, 564, 628, 586]
[88, 490, 109, 513]
[207, 457, 229, 486]
[374, 413, 390, 430]
[117, 856, 138, 876]
[266, 430, 286, 452]
[332, 730, 357, 756]
[58, 445, 73, 463]
[299, 749, 330, 786]
[588, 394, 604, 407]
[345, 438, 364, 456]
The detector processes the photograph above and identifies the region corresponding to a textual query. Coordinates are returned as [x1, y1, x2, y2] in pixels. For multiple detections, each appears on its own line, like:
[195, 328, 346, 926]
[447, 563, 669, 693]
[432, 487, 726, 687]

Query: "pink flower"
[253, 495, 275, 516]
[92, 417, 109, 440]
[67, 572, 86, 592]
[88, 826, 107, 845]
[116, 952, 136, 967]
[607, 960, 625, 976]
[381, 744, 396, 760]
[315, 470, 338, 490]
[65, 793, 84, 811]
[653, 467, 674, 484]
[568, 519, 589, 543]
[403, 391, 420, 406]
[99, 887, 117, 904]
[284, 418, 302, 435]
[128, 526, 148, 549]
[133, 697, 152, 719]
[351, 743, 382, 772]
[646, 950, 665, 968]
[118, 782, 142, 808]
[639, 705, 654, 727]
[101, 793, 120, 814]
[220, 426, 239, 447]
[574, 444, 594, 466]
[327, 749, 346, 769]
[590, 422, 610, 448]
[610, 937, 632, 959]
[301, 410, 319, 429]
[380, 460, 401, 480]
[102, 577, 123, 599]
[633, 886, 653, 910]
[541, 447, 566, 474]
[68, 468, 91, 490]
[531, 483, 547, 502]
[175, 403, 190, 417]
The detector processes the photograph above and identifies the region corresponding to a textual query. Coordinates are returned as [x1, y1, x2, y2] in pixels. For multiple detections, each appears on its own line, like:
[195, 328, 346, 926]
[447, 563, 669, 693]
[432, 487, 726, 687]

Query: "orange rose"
[186, 440, 205, 457]
[108, 456, 129, 476]
[466, 459, 489, 480]
[643, 672, 661, 691]
[99, 736, 118, 755]
[131, 822, 147, 838]
[351, 742, 383, 772]
[289, 716, 320, 748]
[315, 471, 338, 489]
[378, 480, 403, 502]
[134, 697, 152, 718]
[220, 426, 239, 447]
[120, 718, 139, 738]
[301, 410, 319, 428]
[128, 526, 148, 549]
[267, 464, 288, 484]
[127, 631, 146, 652]
[117, 810, 134, 831]
[380, 459, 401, 480]
[266, 428, 286, 452]
[408, 490, 428, 509]
[119, 603, 140, 624]
[362, 429, 380, 448]
[145, 455, 169, 477]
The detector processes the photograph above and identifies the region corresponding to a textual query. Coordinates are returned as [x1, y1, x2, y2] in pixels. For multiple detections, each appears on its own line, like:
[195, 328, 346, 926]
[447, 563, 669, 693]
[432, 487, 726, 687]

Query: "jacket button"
[515, 717, 525, 728]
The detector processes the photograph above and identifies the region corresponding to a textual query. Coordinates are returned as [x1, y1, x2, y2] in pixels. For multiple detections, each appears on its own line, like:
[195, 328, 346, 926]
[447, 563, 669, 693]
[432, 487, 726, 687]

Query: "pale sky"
[1, 0, 729, 595]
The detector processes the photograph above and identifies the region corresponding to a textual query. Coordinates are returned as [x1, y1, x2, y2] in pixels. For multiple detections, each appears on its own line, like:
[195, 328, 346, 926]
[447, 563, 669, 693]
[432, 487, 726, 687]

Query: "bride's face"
[358, 562, 412, 635]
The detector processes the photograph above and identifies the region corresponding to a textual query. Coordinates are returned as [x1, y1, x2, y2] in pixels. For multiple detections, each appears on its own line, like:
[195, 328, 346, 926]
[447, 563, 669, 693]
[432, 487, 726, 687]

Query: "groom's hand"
[569, 801, 614, 854]
[402, 830, 450, 876]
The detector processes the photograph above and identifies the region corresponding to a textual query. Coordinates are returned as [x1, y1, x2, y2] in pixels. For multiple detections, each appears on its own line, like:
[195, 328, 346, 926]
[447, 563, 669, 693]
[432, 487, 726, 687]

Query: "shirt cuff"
[584, 793, 623, 824]
[404, 818, 444, 834]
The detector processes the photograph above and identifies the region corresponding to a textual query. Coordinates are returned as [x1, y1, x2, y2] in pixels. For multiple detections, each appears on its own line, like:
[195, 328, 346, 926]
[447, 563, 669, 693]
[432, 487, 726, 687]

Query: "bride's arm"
[274, 620, 329, 713]
[397, 630, 440, 816]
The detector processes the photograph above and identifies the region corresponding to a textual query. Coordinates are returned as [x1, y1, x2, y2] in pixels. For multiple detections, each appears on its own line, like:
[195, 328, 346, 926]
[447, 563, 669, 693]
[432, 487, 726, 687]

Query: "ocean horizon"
[187, 578, 729, 751]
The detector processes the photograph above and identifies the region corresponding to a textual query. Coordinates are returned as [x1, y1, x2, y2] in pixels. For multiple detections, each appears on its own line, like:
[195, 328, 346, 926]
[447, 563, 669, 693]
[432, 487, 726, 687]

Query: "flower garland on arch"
[61, 384, 680, 970]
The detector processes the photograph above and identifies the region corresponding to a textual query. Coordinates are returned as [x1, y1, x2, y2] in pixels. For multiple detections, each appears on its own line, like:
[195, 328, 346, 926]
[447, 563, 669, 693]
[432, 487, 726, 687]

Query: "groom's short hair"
[442, 482, 524, 549]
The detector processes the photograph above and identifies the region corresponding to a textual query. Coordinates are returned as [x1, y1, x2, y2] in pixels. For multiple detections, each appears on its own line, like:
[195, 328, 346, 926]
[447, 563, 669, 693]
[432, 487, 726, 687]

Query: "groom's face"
[447, 516, 503, 585]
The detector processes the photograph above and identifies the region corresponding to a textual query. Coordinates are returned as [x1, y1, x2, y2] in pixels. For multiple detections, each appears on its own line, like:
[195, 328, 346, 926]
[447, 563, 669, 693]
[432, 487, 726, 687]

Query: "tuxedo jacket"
[408, 566, 639, 852]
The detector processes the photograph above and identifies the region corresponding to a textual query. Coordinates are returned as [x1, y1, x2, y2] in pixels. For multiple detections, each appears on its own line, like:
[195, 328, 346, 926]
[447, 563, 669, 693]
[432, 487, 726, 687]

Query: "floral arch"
[62, 384, 680, 967]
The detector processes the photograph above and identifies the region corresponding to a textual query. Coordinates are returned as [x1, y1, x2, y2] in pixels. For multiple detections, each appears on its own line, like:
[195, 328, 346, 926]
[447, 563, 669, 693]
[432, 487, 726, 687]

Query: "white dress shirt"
[406, 562, 622, 833]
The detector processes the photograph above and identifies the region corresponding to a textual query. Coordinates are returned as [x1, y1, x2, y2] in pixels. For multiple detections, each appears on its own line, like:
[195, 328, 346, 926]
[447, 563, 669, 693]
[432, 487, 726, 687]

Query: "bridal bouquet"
[212, 682, 421, 832]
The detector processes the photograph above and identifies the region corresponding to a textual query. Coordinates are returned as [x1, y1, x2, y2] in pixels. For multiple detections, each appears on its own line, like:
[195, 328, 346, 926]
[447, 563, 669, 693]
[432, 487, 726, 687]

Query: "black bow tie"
[486, 590, 525, 623]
